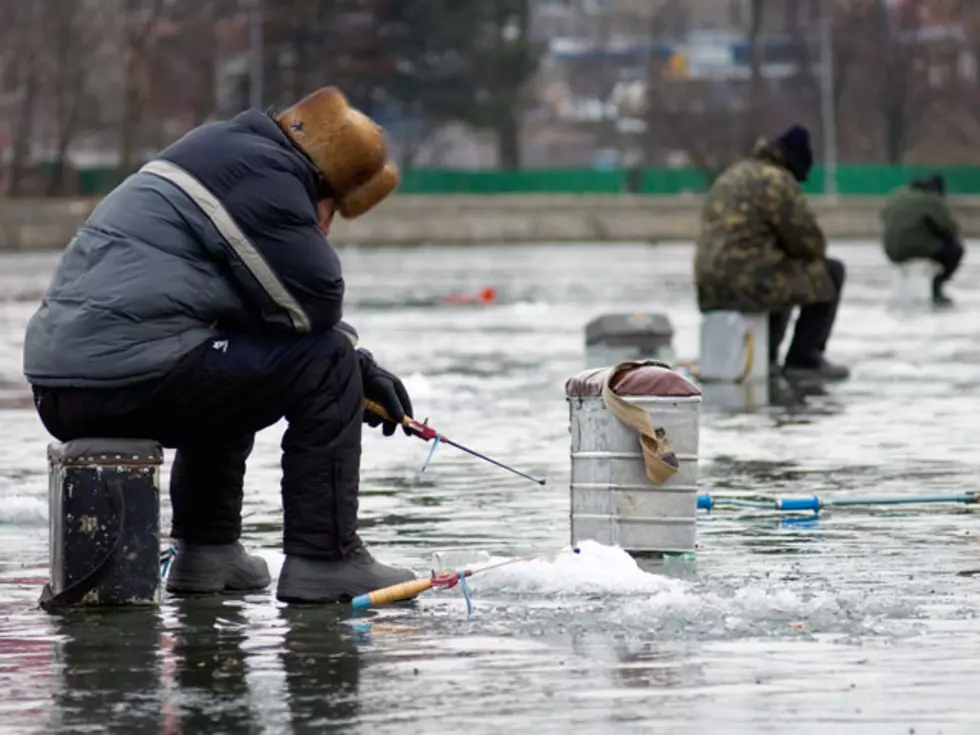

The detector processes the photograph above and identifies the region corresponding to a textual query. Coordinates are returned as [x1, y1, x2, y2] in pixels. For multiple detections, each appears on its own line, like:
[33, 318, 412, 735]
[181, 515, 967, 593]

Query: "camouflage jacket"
[693, 139, 836, 313]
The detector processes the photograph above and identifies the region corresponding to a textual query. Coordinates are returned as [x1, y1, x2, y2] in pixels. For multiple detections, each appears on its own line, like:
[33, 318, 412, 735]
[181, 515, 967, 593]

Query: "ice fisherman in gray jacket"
[23, 86, 419, 604]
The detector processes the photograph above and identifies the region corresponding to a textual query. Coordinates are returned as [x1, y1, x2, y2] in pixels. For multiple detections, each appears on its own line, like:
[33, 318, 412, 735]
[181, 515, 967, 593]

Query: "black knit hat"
[776, 124, 814, 183]
[911, 174, 946, 195]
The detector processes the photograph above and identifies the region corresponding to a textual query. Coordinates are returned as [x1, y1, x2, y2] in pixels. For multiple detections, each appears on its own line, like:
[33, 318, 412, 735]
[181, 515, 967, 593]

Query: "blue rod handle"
[777, 496, 821, 512]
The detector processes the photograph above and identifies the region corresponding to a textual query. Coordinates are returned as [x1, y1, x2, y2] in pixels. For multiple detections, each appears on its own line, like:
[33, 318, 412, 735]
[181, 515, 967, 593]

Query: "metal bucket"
[584, 313, 675, 368]
[585, 342, 678, 370]
[700, 379, 770, 413]
[699, 311, 769, 382]
[890, 259, 941, 307]
[567, 393, 700, 555]
[43, 438, 163, 611]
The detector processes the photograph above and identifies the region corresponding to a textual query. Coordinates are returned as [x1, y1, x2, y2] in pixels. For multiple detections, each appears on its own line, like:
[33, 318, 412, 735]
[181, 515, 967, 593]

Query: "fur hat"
[276, 87, 400, 219]
[775, 124, 814, 183]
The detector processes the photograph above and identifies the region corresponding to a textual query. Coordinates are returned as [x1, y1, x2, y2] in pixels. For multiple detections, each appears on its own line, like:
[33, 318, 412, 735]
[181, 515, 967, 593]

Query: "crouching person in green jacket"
[881, 174, 963, 307]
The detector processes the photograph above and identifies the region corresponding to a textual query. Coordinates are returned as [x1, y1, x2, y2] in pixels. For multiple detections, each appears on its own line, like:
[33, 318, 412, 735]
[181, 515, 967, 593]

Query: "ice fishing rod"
[351, 546, 579, 611]
[697, 491, 980, 513]
[363, 398, 546, 485]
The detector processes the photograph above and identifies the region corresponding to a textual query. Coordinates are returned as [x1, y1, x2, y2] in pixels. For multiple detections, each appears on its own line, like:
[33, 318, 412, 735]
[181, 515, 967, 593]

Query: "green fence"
[65, 164, 980, 197]
[397, 165, 980, 196]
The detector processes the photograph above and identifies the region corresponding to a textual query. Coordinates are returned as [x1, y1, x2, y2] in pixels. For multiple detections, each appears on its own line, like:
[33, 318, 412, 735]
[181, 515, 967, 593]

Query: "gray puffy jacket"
[24, 110, 354, 388]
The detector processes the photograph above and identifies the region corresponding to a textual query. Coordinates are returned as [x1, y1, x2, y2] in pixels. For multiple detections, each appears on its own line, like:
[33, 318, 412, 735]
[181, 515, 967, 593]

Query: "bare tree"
[644, 81, 729, 184]
[2, 1, 43, 196]
[878, 2, 929, 162]
[8, 0, 980, 192]
[171, 1, 222, 128]
[139, 0, 227, 151]
[117, 0, 168, 180]
[933, 0, 980, 154]
[643, 0, 767, 183]
[742, 0, 766, 153]
[836, 0, 934, 163]
[43, 0, 107, 195]
[642, 5, 712, 181]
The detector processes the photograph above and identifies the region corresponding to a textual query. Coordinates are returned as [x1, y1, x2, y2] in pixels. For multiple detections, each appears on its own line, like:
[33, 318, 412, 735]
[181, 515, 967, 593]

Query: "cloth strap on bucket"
[39, 475, 126, 613]
[736, 328, 755, 383]
[600, 360, 681, 485]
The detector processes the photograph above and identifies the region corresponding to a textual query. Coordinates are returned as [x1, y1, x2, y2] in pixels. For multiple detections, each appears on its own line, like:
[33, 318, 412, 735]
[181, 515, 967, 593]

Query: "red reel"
[429, 570, 461, 589]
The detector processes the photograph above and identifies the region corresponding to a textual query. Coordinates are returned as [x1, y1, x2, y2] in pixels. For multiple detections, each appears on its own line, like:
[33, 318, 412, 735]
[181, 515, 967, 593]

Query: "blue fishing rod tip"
[351, 594, 371, 609]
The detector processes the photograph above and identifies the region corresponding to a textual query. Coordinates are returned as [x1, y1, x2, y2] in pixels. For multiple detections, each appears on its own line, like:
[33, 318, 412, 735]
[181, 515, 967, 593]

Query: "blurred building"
[524, 0, 975, 167]
[525, 0, 824, 166]
[2, 0, 979, 191]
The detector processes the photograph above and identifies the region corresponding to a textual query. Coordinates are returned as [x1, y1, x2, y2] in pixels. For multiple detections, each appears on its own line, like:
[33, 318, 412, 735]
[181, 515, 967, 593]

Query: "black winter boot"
[783, 351, 850, 381]
[276, 546, 416, 604]
[932, 278, 954, 307]
[166, 541, 271, 594]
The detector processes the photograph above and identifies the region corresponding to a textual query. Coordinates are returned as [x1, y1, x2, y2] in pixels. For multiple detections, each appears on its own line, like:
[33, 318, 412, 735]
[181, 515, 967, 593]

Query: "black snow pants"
[33, 330, 364, 560]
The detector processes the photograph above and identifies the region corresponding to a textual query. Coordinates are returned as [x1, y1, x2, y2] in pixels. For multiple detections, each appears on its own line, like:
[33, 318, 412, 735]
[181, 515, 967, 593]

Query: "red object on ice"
[443, 286, 497, 305]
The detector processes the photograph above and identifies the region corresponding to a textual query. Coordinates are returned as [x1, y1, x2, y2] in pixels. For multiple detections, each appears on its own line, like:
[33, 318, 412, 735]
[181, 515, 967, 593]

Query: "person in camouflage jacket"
[694, 125, 849, 380]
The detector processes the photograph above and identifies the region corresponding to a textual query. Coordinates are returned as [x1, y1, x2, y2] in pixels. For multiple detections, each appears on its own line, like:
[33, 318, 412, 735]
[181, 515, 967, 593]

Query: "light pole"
[248, 0, 264, 110]
[819, 2, 838, 198]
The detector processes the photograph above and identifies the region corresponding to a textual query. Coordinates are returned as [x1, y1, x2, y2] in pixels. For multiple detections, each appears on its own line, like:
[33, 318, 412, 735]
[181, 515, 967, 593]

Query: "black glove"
[358, 348, 414, 437]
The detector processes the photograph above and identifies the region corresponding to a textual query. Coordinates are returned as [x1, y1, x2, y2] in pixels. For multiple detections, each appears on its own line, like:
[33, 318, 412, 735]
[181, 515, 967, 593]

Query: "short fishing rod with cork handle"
[362, 398, 546, 485]
[351, 546, 579, 610]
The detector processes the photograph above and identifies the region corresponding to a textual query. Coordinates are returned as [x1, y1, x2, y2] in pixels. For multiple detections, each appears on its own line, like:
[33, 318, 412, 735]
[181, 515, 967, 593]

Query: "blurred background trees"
[0, 0, 976, 195]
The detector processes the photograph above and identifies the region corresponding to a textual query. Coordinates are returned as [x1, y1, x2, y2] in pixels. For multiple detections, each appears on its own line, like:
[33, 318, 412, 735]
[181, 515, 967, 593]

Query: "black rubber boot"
[276, 546, 416, 604]
[932, 278, 954, 308]
[166, 541, 271, 594]
[783, 351, 850, 381]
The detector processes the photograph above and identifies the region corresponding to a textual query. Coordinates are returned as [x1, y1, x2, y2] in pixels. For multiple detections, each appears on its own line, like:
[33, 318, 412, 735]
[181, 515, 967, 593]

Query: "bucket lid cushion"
[564, 363, 700, 398]
[47, 438, 164, 466]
